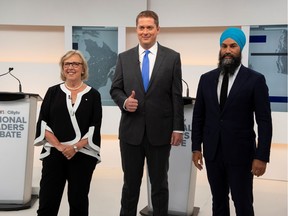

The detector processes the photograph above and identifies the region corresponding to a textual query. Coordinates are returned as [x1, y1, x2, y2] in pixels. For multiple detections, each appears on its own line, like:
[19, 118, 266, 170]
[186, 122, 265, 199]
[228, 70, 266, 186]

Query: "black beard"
[218, 52, 241, 74]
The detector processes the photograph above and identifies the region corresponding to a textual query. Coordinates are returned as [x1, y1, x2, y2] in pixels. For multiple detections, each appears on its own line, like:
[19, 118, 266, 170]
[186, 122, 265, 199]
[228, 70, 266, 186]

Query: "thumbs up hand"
[125, 90, 138, 112]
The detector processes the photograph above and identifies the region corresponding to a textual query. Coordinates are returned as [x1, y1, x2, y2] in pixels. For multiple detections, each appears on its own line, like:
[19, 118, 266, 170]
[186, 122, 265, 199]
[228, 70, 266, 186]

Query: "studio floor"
[0, 138, 287, 216]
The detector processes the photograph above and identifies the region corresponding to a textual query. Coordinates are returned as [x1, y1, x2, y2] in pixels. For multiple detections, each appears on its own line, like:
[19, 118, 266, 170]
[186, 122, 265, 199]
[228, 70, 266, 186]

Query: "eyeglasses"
[63, 62, 83, 68]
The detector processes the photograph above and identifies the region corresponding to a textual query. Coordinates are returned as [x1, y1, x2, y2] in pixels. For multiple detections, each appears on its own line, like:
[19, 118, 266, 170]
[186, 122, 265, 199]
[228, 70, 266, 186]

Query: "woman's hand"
[62, 145, 77, 160]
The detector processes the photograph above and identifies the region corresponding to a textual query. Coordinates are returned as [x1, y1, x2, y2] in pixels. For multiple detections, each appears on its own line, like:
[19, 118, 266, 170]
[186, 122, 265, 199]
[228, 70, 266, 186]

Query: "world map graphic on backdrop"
[72, 26, 118, 106]
[248, 25, 287, 112]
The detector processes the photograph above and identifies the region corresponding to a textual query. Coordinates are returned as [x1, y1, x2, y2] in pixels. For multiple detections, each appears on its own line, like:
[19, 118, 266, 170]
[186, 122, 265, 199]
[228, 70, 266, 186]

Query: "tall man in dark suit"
[192, 27, 272, 216]
[110, 10, 184, 216]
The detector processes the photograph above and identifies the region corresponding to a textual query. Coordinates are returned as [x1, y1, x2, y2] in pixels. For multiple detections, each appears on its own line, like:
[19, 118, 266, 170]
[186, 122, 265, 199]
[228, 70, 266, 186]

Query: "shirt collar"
[139, 42, 158, 55]
[234, 64, 241, 76]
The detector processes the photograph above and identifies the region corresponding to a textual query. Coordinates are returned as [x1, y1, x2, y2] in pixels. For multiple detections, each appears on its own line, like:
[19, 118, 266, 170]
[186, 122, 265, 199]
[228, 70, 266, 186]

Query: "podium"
[140, 97, 199, 216]
[0, 92, 42, 210]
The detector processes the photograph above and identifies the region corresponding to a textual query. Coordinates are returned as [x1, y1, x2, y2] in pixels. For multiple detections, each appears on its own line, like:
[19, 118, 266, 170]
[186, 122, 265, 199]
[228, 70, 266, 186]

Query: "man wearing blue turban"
[192, 27, 272, 216]
[220, 27, 246, 51]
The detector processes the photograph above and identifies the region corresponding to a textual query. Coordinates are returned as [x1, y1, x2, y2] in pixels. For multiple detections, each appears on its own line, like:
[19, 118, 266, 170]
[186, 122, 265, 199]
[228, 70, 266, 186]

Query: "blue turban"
[220, 27, 246, 51]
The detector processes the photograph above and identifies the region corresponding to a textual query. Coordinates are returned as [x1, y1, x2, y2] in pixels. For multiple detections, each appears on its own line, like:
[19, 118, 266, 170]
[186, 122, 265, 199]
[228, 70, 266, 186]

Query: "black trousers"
[119, 134, 171, 216]
[37, 148, 98, 216]
[205, 143, 254, 216]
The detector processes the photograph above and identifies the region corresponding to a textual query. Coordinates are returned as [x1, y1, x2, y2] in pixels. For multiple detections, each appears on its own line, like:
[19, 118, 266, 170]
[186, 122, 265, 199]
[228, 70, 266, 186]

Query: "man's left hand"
[170, 132, 183, 146]
[251, 159, 267, 177]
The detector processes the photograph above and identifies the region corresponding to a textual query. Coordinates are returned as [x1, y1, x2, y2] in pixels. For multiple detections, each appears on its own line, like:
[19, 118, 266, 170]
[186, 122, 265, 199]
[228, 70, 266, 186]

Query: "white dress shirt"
[138, 42, 158, 78]
[217, 65, 241, 103]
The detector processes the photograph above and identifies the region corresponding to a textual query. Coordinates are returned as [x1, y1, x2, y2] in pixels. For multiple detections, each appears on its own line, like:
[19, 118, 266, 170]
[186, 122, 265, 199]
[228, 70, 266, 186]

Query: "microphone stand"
[9, 71, 22, 92]
[182, 79, 189, 97]
[182, 79, 194, 105]
[0, 67, 22, 92]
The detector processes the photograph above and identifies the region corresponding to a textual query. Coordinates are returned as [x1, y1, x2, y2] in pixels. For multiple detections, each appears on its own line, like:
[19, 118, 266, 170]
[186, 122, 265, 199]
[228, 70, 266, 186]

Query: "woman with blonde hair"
[34, 50, 102, 216]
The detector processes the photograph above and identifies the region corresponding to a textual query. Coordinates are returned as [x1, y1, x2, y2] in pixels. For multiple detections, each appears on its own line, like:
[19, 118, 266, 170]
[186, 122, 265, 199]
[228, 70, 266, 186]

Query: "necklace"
[65, 81, 83, 91]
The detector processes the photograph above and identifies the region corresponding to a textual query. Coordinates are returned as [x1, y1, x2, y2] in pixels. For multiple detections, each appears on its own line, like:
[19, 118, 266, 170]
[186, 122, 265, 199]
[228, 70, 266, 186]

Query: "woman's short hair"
[59, 50, 89, 81]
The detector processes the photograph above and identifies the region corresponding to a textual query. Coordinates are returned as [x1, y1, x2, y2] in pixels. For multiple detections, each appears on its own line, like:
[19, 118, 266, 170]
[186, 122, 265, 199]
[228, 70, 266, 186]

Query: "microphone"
[182, 79, 189, 97]
[0, 67, 13, 77]
[7, 67, 22, 92]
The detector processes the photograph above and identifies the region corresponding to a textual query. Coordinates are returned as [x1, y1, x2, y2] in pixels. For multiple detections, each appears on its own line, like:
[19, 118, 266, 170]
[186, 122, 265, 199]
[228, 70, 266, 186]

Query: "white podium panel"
[141, 98, 199, 216]
[0, 92, 41, 210]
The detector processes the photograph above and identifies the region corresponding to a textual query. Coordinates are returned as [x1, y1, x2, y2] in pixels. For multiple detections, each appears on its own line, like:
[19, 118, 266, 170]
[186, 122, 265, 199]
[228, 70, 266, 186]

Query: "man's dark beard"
[218, 52, 241, 75]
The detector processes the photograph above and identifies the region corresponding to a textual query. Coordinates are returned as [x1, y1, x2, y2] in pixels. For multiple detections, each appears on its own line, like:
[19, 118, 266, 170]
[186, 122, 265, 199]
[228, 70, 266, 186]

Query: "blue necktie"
[142, 50, 150, 92]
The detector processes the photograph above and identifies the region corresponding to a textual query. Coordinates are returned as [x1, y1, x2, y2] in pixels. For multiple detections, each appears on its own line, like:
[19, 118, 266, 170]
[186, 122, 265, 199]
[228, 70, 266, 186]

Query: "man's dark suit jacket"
[110, 43, 184, 146]
[192, 65, 272, 164]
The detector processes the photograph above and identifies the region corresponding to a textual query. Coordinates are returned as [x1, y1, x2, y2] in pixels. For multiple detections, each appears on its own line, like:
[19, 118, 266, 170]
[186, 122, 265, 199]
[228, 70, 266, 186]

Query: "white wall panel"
[0, 0, 287, 27]
[148, 0, 287, 27]
[0, 0, 146, 26]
